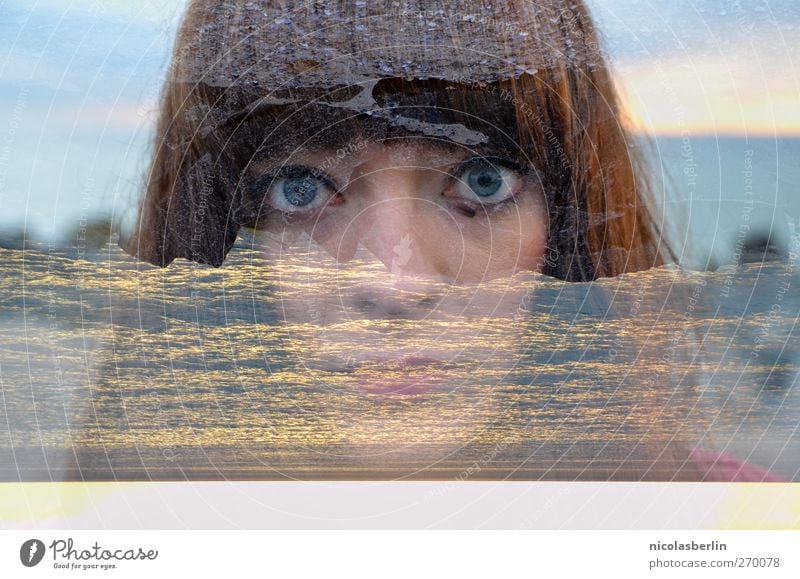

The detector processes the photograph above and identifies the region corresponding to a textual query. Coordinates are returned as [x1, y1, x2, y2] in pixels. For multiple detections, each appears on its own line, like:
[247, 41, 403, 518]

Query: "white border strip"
[2, 482, 798, 529]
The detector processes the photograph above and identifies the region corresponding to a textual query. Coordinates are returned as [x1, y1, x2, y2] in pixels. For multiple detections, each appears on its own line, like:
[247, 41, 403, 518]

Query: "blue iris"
[466, 164, 503, 197]
[282, 174, 319, 207]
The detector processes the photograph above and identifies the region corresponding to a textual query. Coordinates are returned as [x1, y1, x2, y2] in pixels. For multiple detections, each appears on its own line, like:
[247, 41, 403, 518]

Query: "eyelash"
[253, 156, 526, 222]
[450, 156, 525, 180]
[251, 165, 342, 223]
[443, 156, 526, 215]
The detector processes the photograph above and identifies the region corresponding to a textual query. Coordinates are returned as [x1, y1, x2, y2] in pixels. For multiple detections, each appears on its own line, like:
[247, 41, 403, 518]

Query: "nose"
[339, 158, 458, 319]
[352, 187, 453, 319]
[354, 170, 454, 282]
[347, 265, 450, 319]
[362, 199, 420, 275]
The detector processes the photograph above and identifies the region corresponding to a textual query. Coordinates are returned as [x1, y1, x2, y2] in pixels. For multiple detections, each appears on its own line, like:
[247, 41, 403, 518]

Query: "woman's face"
[252, 138, 547, 284]
[251, 134, 547, 448]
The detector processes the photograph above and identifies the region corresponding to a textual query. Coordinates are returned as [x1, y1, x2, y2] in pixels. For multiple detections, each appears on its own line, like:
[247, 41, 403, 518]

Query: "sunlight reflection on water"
[0, 241, 797, 480]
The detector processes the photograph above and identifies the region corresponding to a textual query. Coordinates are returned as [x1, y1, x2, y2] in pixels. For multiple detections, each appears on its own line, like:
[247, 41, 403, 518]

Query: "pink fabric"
[690, 448, 787, 482]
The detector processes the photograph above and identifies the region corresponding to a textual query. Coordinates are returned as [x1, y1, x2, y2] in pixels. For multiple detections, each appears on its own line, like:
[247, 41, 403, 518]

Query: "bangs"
[208, 77, 530, 173]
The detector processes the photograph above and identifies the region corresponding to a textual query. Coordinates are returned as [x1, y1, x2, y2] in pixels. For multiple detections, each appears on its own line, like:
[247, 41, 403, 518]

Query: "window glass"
[1, 0, 797, 483]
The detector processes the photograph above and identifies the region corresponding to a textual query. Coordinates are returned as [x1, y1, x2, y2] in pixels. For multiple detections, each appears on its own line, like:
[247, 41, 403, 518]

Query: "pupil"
[468, 166, 502, 197]
[283, 175, 318, 207]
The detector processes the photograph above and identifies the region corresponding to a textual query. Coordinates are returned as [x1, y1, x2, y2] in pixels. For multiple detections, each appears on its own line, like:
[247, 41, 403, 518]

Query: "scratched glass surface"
[2, 0, 800, 483]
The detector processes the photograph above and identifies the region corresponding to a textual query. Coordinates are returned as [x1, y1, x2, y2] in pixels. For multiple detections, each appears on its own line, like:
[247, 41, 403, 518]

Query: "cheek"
[305, 205, 363, 263]
[458, 193, 548, 280]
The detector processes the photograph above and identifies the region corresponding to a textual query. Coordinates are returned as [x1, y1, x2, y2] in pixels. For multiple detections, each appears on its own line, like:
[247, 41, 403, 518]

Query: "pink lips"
[352, 355, 445, 395]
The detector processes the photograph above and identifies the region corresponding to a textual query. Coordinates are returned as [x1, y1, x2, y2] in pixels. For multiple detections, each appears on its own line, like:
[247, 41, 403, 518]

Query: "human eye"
[253, 165, 343, 220]
[444, 156, 525, 207]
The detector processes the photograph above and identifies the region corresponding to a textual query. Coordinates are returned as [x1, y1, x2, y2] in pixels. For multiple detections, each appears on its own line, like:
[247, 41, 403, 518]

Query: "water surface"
[1, 241, 797, 481]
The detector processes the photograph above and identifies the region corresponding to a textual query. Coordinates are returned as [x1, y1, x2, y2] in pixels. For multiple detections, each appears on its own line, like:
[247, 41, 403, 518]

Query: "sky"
[588, 0, 800, 135]
[0, 0, 798, 239]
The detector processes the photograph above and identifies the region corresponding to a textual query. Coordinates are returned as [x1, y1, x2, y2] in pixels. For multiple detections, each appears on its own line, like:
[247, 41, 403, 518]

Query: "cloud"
[615, 29, 800, 135]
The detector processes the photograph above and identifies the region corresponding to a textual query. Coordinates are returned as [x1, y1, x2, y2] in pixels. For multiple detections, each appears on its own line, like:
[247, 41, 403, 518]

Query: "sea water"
[1, 240, 797, 481]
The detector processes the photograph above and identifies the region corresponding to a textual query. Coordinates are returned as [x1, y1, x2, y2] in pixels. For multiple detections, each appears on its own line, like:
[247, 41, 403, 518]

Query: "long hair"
[123, 0, 672, 282]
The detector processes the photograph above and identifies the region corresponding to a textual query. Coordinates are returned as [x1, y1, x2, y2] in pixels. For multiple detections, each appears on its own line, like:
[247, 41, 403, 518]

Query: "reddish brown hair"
[123, 0, 671, 281]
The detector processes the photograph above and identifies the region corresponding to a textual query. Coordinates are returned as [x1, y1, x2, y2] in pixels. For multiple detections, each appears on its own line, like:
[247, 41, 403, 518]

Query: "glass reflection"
[1, 0, 797, 484]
